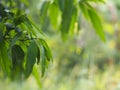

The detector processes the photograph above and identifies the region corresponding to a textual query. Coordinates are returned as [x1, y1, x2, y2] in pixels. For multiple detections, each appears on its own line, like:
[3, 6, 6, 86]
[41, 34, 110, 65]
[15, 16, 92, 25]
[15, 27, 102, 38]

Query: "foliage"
[0, 1, 52, 80]
[0, 0, 106, 80]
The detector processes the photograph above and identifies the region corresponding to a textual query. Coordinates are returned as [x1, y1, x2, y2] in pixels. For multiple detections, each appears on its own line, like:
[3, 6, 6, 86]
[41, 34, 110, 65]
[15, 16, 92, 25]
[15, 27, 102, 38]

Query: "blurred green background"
[1, 0, 120, 90]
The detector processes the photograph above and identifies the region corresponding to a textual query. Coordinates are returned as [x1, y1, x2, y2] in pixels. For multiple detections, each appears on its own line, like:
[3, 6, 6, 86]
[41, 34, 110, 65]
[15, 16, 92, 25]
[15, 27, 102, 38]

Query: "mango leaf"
[57, 0, 65, 11]
[25, 40, 38, 78]
[60, 0, 75, 40]
[40, 1, 50, 25]
[79, 2, 89, 19]
[12, 45, 25, 67]
[77, 13, 82, 31]
[40, 39, 52, 61]
[37, 46, 40, 64]
[10, 33, 22, 47]
[0, 41, 11, 75]
[11, 45, 25, 79]
[69, 6, 77, 35]
[40, 46, 46, 77]
[32, 66, 42, 88]
[88, 8, 106, 41]
[48, 2, 59, 29]
[14, 14, 32, 29]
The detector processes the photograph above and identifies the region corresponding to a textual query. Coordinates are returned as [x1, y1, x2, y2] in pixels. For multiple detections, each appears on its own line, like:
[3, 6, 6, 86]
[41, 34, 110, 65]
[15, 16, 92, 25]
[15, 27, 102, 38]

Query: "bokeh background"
[1, 0, 120, 90]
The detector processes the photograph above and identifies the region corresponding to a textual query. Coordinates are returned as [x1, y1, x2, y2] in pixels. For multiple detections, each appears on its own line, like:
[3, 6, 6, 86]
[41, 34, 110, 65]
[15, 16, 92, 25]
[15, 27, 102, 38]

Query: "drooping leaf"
[79, 2, 89, 19]
[48, 2, 59, 29]
[40, 39, 52, 61]
[69, 6, 77, 35]
[37, 46, 40, 64]
[40, 46, 46, 77]
[11, 45, 25, 79]
[40, 1, 50, 25]
[0, 41, 11, 75]
[32, 66, 42, 88]
[57, 0, 65, 11]
[88, 8, 106, 41]
[12, 45, 25, 67]
[60, 0, 75, 40]
[25, 40, 38, 78]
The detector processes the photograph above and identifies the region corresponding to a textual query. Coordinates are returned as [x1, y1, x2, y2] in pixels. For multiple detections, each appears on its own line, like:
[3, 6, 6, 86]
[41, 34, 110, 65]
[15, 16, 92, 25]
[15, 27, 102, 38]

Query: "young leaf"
[40, 39, 52, 61]
[25, 40, 38, 78]
[48, 2, 59, 29]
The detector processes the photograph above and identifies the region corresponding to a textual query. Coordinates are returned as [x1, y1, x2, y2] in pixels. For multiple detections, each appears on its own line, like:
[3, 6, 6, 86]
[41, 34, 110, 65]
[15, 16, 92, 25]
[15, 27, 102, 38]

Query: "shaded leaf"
[25, 40, 38, 78]
[60, 0, 75, 40]
[12, 45, 25, 67]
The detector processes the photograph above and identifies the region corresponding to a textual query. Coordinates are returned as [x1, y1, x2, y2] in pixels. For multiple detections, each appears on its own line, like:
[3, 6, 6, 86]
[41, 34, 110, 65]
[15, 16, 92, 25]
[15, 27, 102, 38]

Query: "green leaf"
[25, 40, 38, 78]
[69, 6, 77, 35]
[11, 45, 25, 79]
[37, 46, 40, 64]
[10, 33, 22, 47]
[40, 39, 52, 61]
[77, 13, 82, 31]
[40, 46, 46, 77]
[12, 45, 25, 67]
[32, 66, 42, 88]
[0, 41, 11, 75]
[79, 3, 89, 19]
[88, 8, 106, 41]
[57, 0, 65, 11]
[48, 2, 59, 29]
[40, 1, 50, 25]
[60, 0, 75, 40]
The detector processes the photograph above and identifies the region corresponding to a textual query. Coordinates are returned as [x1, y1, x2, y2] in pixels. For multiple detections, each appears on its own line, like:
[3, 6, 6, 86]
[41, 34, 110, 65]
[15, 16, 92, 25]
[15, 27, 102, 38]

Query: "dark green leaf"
[11, 45, 25, 80]
[5, 23, 15, 31]
[25, 40, 38, 78]
[60, 0, 75, 40]
[12, 45, 25, 67]
[57, 0, 65, 11]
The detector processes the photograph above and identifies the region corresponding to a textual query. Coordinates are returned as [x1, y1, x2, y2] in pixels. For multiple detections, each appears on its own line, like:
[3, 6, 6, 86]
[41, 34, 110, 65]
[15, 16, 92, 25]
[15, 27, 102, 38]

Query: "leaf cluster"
[0, 2, 52, 80]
